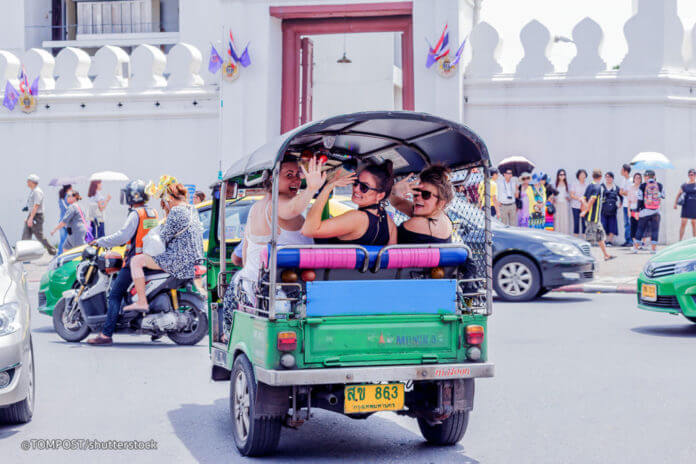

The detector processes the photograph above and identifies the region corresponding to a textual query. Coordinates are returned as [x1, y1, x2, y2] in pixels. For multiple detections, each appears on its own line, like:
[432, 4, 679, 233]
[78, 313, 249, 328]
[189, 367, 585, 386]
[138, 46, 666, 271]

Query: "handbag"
[546, 202, 556, 215]
[143, 225, 166, 256]
[75, 205, 95, 243]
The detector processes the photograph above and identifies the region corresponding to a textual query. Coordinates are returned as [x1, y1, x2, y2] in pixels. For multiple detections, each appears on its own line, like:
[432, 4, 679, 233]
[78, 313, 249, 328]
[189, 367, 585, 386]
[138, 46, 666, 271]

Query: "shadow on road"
[168, 398, 479, 463]
[31, 325, 57, 334]
[631, 324, 696, 338]
[494, 295, 593, 304]
[0, 425, 20, 440]
[46, 339, 206, 349]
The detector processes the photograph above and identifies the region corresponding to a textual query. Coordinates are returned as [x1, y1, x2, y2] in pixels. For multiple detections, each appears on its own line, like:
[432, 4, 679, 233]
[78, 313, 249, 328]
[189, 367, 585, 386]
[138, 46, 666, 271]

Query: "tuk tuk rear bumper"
[253, 362, 495, 386]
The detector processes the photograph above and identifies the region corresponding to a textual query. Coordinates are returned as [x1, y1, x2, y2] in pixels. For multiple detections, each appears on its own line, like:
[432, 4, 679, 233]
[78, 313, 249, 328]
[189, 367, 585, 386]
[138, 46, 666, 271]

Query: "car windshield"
[198, 200, 254, 242]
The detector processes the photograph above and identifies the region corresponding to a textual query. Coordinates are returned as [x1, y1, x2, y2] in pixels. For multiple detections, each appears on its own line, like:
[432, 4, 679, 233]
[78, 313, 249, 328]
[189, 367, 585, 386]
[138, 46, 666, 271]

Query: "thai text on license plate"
[641, 283, 657, 302]
[344, 383, 405, 414]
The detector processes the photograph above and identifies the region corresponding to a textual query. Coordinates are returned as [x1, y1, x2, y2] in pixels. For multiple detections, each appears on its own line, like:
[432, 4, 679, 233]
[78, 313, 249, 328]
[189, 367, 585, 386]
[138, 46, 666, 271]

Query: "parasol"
[498, 156, 535, 177]
[630, 152, 674, 170]
[90, 171, 130, 182]
[48, 176, 86, 187]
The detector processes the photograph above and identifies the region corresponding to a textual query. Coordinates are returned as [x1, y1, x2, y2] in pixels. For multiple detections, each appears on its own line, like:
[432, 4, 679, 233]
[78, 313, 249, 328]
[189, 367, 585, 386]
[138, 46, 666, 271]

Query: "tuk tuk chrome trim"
[253, 362, 494, 386]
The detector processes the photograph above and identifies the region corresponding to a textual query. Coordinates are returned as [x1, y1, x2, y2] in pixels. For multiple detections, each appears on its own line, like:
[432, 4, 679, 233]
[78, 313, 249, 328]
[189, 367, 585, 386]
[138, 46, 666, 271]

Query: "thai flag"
[3, 81, 19, 111]
[238, 43, 251, 68]
[451, 37, 467, 66]
[19, 67, 29, 94]
[228, 30, 252, 67]
[208, 44, 223, 74]
[426, 24, 450, 68]
[30, 77, 39, 96]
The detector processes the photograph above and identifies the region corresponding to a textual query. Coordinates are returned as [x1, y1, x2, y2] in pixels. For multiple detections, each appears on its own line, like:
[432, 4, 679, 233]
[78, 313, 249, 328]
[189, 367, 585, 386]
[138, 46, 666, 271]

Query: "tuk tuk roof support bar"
[218, 181, 228, 298]
[269, 165, 281, 321]
[483, 167, 493, 316]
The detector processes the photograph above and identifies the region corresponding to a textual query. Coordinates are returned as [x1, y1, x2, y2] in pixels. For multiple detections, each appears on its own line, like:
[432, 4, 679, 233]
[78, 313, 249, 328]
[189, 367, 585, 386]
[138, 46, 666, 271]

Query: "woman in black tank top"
[391, 164, 455, 244]
[302, 161, 397, 246]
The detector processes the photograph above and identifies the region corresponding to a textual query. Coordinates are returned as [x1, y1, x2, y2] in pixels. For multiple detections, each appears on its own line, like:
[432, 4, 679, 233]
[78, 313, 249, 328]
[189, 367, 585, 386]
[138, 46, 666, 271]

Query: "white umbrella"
[630, 152, 674, 170]
[89, 171, 129, 182]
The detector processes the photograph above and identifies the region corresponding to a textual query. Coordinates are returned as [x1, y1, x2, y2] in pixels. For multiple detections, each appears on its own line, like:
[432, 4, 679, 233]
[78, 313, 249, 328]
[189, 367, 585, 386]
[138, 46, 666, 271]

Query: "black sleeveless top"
[397, 218, 453, 244]
[316, 206, 391, 246]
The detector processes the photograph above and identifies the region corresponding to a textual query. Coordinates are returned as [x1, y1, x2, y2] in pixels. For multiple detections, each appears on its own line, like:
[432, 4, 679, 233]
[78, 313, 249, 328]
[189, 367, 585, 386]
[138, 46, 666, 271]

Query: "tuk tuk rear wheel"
[417, 411, 469, 446]
[230, 355, 282, 456]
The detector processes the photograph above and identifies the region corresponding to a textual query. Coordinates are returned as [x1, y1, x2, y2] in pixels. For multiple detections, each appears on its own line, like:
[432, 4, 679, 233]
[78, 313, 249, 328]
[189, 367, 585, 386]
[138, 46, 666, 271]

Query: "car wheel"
[230, 354, 282, 456]
[0, 337, 35, 424]
[493, 255, 541, 302]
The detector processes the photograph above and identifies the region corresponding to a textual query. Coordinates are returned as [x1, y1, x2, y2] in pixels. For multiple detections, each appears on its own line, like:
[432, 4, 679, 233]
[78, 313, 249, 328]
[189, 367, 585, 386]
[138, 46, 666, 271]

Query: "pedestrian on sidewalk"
[517, 172, 533, 228]
[617, 164, 633, 246]
[497, 168, 517, 226]
[22, 174, 56, 255]
[601, 172, 620, 245]
[478, 168, 500, 217]
[632, 170, 664, 254]
[570, 169, 588, 237]
[87, 180, 111, 238]
[541, 173, 557, 230]
[628, 172, 642, 244]
[674, 168, 696, 240]
[553, 169, 571, 235]
[193, 191, 206, 205]
[57, 184, 71, 255]
[581, 169, 615, 261]
[51, 190, 91, 250]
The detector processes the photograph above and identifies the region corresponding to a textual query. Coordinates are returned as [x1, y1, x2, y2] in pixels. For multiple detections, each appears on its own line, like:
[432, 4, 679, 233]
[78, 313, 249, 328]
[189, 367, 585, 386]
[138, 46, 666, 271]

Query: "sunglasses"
[354, 180, 381, 194]
[413, 188, 439, 200]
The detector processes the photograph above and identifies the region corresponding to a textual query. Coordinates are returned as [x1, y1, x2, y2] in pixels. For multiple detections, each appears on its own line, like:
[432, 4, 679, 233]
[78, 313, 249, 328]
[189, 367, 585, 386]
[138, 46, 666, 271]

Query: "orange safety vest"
[127, 207, 159, 257]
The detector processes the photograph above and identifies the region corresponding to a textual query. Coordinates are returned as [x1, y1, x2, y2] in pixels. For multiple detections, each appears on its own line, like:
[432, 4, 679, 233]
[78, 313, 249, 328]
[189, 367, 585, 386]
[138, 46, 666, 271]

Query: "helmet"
[120, 180, 148, 206]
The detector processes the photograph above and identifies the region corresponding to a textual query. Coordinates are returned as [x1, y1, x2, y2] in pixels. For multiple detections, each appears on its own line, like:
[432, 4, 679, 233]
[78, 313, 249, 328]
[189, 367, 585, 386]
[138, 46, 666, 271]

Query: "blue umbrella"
[630, 152, 674, 170]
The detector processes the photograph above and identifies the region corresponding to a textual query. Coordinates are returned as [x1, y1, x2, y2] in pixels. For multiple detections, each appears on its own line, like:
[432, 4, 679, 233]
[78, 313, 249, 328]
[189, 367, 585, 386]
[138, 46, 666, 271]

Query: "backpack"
[602, 185, 618, 215]
[643, 181, 662, 210]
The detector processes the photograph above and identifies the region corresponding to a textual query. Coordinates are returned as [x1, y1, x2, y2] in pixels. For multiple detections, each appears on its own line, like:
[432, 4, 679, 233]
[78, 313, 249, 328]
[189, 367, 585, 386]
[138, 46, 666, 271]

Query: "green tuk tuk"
[205, 111, 494, 456]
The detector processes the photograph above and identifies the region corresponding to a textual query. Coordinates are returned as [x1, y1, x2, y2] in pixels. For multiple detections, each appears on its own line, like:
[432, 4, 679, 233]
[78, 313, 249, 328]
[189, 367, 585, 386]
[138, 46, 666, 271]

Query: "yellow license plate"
[641, 283, 657, 302]
[344, 383, 404, 414]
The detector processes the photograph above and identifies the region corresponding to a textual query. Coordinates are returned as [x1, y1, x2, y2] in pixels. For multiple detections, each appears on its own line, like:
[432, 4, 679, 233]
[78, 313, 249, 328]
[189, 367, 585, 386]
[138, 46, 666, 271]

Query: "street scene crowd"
[464, 163, 696, 261]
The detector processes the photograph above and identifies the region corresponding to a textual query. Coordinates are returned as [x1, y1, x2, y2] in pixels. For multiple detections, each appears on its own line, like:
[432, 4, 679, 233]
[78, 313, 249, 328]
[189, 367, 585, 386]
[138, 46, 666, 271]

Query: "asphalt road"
[2, 281, 696, 464]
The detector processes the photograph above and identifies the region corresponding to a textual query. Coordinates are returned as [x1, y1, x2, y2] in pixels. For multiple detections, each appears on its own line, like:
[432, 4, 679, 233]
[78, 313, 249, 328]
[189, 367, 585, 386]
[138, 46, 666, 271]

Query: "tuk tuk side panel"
[227, 311, 301, 370]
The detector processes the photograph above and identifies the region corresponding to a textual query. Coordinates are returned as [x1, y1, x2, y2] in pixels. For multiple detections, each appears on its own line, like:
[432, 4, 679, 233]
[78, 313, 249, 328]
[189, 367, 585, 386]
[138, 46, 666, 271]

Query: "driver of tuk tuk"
[302, 160, 397, 246]
[390, 164, 454, 244]
[223, 156, 324, 319]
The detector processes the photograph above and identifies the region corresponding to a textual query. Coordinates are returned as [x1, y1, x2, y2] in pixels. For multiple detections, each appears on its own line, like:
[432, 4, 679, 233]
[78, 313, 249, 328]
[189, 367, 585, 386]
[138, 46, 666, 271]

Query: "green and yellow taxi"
[637, 238, 696, 322]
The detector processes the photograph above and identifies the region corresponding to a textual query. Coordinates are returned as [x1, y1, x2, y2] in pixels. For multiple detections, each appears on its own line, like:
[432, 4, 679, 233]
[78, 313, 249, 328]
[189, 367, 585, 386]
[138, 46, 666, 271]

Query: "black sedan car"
[450, 201, 595, 301]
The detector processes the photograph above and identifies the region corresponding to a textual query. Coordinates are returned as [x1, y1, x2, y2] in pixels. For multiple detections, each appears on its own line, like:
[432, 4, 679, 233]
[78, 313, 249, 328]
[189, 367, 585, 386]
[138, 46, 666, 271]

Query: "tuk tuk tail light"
[277, 331, 297, 351]
[466, 325, 484, 345]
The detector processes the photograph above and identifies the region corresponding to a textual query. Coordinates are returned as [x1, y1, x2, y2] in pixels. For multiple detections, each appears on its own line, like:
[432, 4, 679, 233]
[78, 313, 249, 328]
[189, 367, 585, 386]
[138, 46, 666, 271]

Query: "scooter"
[53, 246, 208, 345]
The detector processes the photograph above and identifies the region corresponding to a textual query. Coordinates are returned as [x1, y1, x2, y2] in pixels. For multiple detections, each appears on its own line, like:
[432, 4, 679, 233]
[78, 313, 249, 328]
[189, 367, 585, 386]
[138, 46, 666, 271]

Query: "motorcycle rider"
[86, 180, 159, 346]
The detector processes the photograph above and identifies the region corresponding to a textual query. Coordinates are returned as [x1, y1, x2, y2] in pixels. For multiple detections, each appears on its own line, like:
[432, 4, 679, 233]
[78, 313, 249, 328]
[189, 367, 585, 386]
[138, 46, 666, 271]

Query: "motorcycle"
[53, 246, 208, 345]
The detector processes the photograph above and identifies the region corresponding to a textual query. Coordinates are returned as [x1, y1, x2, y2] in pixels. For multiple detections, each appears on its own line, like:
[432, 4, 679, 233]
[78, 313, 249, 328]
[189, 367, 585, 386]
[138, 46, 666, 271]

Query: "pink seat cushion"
[299, 249, 357, 269]
[385, 248, 441, 269]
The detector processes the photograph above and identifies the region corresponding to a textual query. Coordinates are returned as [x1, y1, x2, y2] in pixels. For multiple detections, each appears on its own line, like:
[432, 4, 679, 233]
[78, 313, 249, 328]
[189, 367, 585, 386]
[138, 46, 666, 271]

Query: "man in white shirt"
[617, 163, 632, 246]
[497, 168, 518, 226]
[22, 174, 56, 255]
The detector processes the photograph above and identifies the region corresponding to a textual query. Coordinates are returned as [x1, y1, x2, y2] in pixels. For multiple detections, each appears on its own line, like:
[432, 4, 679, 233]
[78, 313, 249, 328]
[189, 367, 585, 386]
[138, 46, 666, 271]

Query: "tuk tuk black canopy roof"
[223, 111, 490, 181]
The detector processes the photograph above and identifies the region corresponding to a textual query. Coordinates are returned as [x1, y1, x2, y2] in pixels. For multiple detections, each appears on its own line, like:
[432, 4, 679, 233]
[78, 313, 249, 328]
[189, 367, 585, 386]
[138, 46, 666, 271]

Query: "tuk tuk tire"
[53, 296, 90, 343]
[230, 354, 282, 457]
[417, 411, 469, 446]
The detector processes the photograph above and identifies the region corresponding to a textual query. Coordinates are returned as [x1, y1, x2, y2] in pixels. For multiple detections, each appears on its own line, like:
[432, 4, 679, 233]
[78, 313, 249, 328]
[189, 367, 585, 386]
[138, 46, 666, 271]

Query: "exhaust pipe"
[317, 392, 339, 406]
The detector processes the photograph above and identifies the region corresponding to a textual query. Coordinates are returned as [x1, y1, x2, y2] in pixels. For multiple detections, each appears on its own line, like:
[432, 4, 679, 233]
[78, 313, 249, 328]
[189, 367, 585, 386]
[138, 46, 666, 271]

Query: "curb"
[553, 283, 637, 294]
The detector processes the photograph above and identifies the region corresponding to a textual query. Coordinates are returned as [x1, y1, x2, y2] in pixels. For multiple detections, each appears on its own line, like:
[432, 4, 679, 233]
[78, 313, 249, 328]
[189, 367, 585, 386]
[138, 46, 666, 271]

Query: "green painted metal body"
[38, 260, 79, 316]
[224, 311, 487, 371]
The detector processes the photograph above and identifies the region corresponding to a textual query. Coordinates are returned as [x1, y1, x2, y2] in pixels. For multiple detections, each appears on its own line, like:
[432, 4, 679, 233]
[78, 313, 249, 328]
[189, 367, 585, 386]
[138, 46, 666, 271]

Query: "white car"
[0, 236, 44, 423]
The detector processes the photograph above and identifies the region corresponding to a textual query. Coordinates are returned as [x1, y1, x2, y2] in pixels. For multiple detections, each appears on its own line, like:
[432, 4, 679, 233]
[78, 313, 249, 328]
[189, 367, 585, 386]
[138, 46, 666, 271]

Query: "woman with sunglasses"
[674, 168, 696, 240]
[390, 164, 454, 243]
[302, 160, 397, 246]
[50, 189, 90, 250]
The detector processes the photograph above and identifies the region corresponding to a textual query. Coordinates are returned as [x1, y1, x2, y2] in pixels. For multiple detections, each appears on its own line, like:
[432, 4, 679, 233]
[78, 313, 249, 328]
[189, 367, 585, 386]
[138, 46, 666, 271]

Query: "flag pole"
[217, 26, 225, 181]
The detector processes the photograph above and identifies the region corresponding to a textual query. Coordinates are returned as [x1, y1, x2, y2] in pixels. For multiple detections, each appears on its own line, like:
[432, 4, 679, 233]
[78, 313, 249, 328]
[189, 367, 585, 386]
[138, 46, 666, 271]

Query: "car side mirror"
[12, 240, 45, 263]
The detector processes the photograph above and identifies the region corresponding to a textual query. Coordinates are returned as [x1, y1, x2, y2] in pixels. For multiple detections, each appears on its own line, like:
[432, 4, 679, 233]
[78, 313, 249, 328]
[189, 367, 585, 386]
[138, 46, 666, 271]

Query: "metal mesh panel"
[391, 167, 491, 315]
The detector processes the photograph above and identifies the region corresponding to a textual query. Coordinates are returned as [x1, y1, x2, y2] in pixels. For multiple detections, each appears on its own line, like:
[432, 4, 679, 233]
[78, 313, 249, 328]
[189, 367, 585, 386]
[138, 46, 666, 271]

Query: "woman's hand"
[329, 170, 356, 189]
[392, 174, 418, 199]
[300, 156, 326, 192]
